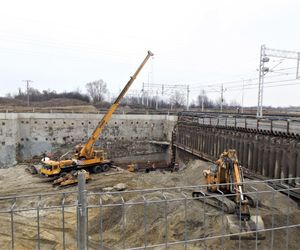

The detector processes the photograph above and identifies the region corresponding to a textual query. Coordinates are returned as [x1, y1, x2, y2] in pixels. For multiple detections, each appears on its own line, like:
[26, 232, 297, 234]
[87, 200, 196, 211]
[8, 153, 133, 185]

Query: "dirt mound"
[0, 97, 97, 113]
[0, 97, 88, 107]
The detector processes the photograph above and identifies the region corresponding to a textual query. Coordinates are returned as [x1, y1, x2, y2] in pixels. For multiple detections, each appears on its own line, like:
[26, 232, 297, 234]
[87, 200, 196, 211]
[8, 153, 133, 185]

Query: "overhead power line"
[22, 80, 33, 106]
[225, 81, 300, 92]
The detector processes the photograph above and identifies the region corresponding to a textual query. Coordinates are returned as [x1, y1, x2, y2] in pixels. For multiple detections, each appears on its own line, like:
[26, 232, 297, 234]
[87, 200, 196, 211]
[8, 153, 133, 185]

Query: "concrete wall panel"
[0, 113, 177, 167]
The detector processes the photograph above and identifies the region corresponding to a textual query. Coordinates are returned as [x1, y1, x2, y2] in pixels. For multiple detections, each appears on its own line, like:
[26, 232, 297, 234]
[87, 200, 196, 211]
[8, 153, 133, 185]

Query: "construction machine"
[192, 149, 265, 240]
[127, 161, 178, 173]
[37, 51, 154, 178]
[53, 170, 91, 187]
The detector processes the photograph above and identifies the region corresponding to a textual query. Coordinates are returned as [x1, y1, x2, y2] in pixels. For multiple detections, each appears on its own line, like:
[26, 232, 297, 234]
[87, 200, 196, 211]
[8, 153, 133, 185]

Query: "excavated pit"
[0, 158, 299, 250]
[0, 113, 176, 167]
[0, 113, 299, 249]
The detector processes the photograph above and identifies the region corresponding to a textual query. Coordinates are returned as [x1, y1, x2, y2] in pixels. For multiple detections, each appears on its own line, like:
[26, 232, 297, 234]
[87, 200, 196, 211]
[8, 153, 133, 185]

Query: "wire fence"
[0, 176, 299, 250]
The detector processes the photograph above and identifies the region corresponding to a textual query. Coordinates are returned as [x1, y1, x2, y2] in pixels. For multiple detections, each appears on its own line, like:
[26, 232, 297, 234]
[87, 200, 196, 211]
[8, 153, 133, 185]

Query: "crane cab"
[40, 159, 73, 177]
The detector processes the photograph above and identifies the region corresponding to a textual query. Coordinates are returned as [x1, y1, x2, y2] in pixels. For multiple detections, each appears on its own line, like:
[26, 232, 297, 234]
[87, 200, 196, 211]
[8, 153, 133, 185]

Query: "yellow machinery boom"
[79, 50, 154, 160]
[39, 51, 154, 177]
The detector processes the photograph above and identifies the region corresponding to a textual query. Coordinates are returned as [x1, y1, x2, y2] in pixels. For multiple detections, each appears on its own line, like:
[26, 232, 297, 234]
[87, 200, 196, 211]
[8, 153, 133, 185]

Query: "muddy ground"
[0, 159, 299, 250]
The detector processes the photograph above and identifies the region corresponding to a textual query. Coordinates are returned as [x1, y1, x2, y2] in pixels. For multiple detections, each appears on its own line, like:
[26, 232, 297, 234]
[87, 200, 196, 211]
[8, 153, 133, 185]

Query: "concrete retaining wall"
[0, 113, 177, 167]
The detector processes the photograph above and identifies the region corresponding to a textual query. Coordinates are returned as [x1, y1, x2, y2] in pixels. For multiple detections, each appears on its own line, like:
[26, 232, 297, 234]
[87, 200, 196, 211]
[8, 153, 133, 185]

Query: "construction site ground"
[0, 159, 299, 250]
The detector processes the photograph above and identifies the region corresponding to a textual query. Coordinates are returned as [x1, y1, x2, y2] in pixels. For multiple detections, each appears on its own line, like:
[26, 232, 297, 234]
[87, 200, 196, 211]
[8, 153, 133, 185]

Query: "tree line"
[11, 88, 90, 103]
[5, 79, 241, 110]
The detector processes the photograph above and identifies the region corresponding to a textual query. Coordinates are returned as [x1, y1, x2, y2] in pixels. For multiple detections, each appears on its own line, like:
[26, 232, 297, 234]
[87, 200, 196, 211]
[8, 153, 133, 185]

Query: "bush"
[14, 88, 90, 103]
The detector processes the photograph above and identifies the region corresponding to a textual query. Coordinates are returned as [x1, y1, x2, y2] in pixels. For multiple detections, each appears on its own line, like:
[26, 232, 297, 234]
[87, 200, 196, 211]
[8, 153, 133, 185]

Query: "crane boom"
[79, 51, 154, 159]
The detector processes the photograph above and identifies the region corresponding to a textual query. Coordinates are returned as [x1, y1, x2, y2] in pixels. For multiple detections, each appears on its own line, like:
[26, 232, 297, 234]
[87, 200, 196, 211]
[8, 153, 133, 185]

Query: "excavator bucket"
[25, 164, 41, 175]
[226, 215, 265, 240]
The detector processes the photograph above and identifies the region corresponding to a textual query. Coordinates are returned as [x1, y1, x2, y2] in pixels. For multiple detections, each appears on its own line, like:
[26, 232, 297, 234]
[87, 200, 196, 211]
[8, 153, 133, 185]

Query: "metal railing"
[179, 112, 300, 136]
[0, 176, 299, 250]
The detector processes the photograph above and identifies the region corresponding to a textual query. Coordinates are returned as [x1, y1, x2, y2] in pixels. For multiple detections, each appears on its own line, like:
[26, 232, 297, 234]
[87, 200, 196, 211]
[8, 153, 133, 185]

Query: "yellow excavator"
[192, 150, 265, 240]
[37, 51, 154, 178]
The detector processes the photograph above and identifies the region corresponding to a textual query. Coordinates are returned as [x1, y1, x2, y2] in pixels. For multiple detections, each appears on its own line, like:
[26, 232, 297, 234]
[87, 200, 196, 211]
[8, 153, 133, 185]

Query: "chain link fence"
[0, 175, 299, 250]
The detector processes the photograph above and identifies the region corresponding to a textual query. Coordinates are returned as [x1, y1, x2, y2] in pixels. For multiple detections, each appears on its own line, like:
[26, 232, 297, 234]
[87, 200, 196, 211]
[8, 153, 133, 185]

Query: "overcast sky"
[0, 0, 300, 107]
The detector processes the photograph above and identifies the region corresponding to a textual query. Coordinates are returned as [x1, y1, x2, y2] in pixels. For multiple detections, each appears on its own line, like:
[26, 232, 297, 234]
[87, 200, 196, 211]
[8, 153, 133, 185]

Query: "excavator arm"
[222, 151, 251, 220]
[79, 51, 154, 159]
[196, 150, 265, 240]
[233, 162, 245, 201]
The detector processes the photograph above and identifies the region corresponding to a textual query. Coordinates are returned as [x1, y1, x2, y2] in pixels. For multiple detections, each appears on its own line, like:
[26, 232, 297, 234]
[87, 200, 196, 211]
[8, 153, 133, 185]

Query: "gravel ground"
[0, 159, 299, 250]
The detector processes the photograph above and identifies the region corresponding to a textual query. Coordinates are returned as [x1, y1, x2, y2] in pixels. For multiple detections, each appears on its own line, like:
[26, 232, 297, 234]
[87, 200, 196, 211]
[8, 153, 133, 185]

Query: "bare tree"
[215, 97, 227, 108]
[169, 90, 186, 109]
[13, 87, 89, 102]
[197, 90, 215, 109]
[85, 80, 107, 104]
[229, 100, 240, 107]
[197, 90, 208, 110]
[5, 93, 13, 98]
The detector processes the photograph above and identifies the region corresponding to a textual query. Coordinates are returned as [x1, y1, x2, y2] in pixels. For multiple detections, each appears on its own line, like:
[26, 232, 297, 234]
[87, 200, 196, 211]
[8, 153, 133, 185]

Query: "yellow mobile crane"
[39, 51, 154, 177]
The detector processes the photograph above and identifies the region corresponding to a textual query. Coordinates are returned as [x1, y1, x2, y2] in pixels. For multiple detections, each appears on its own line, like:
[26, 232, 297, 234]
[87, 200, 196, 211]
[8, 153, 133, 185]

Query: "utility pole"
[256, 45, 300, 117]
[23, 80, 33, 106]
[241, 80, 245, 113]
[155, 90, 159, 110]
[257, 45, 266, 117]
[201, 91, 204, 112]
[186, 85, 190, 111]
[161, 84, 164, 109]
[141, 82, 145, 105]
[147, 73, 150, 107]
[220, 84, 224, 112]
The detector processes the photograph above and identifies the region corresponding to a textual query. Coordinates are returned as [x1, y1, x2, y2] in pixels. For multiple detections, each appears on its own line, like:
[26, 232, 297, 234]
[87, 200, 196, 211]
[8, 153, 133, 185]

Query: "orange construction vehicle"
[192, 149, 265, 240]
[37, 51, 154, 178]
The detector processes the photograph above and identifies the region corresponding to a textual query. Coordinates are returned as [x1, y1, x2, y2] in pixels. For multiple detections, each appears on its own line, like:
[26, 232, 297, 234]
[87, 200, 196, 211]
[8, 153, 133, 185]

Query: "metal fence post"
[99, 196, 104, 250]
[37, 195, 41, 250]
[162, 192, 168, 249]
[78, 172, 87, 250]
[142, 194, 148, 249]
[10, 198, 16, 250]
[181, 192, 188, 250]
[62, 193, 66, 250]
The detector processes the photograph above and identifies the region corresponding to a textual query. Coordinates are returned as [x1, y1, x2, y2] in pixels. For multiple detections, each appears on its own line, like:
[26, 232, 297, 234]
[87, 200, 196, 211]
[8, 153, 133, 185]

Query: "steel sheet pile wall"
[174, 122, 300, 187]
